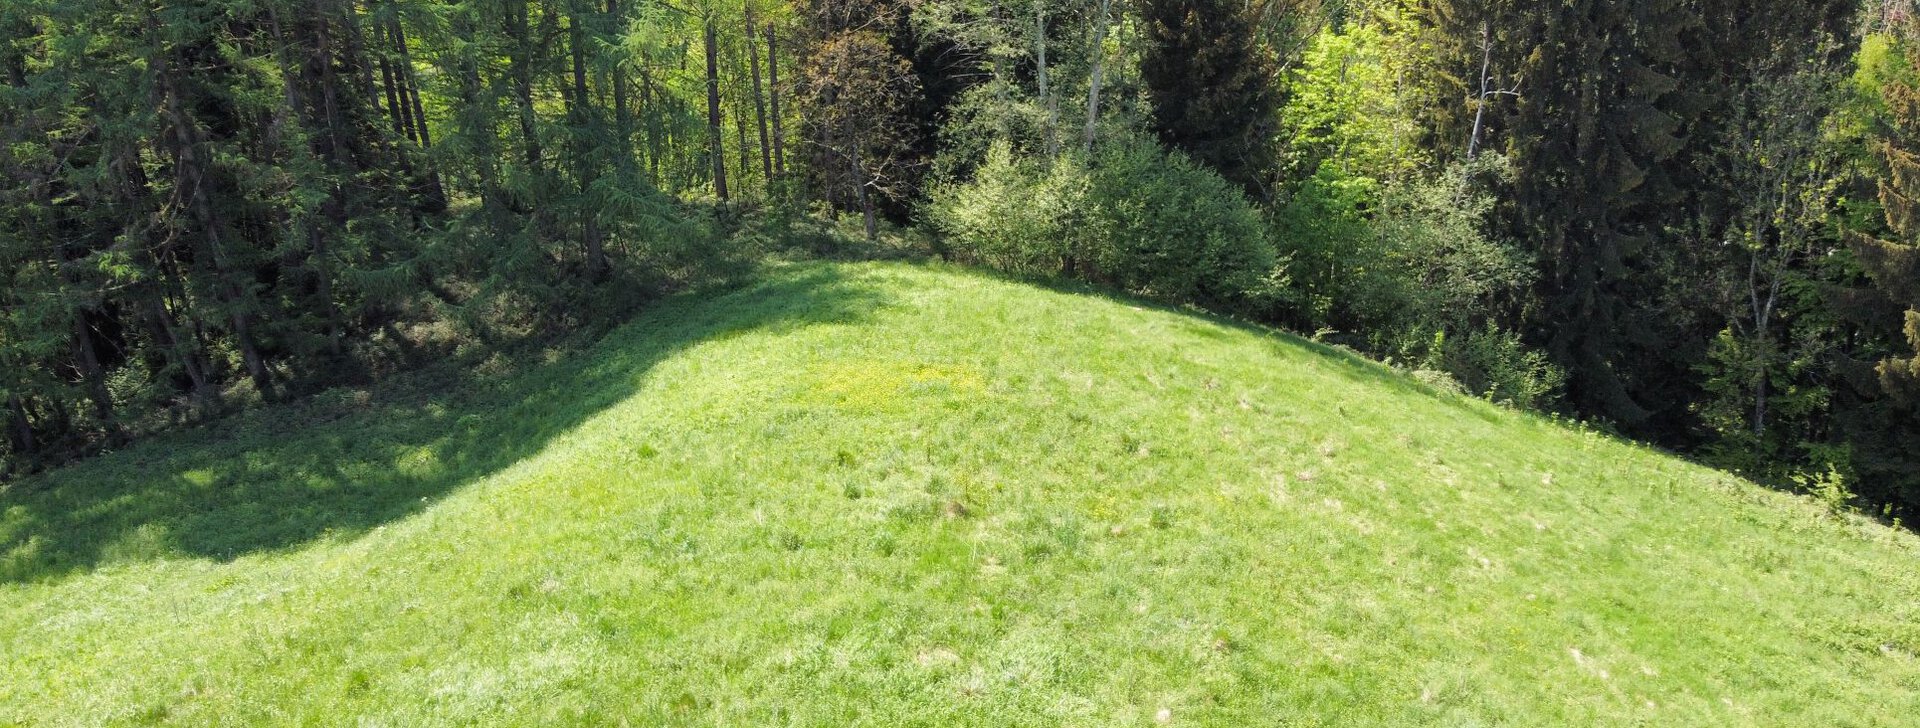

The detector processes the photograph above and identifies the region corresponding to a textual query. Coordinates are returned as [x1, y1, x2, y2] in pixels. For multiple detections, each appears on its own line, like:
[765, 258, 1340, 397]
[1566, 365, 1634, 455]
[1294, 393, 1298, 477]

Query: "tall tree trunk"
[609, 0, 636, 175]
[6, 394, 33, 455]
[991, 0, 1011, 139]
[147, 11, 278, 403]
[643, 70, 662, 181]
[852, 147, 876, 240]
[280, 3, 357, 356]
[765, 23, 785, 179]
[510, 0, 544, 169]
[1465, 21, 1509, 162]
[391, 12, 447, 209]
[746, 6, 773, 182]
[147, 292, 216, 407]
[392, 16, 431, 148]
[705, 18, 730, 200]
[569, 1, 608, 280]
[376, 20, 412, 141]
[1035, 3, 1056, 158]
[346, 0, 381, 116]
[1083, 0, 1109, 154]
[127, 136, 219, 408]
[69, 314, 115, 430]
[389, 28, 418, 145]
[735, 85, 752, 191]
[229, 300, 277, 402]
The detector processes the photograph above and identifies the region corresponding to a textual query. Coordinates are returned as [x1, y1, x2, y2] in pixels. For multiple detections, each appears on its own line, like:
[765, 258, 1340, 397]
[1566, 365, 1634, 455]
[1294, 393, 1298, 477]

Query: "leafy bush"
[1267, 166, 1381, 329]
[1273, 158, 1559, 409]
[922, 143, 1088, 276]
[1426, 327, 1567, 410]
[1077, 137, 1282, 311]
[926, 137, 1280, 313]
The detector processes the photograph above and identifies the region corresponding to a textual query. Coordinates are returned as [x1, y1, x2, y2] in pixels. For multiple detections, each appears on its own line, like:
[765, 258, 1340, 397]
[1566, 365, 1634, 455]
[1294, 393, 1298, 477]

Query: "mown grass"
[3, 261, 1918, 726]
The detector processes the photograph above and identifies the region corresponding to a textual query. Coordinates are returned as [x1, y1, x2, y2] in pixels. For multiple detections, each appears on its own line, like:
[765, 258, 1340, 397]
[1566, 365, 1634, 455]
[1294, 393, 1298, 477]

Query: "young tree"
[1832, 14, 1920, 506]
[795, 0, 923, 237]
[1693, 50, 1847, 471]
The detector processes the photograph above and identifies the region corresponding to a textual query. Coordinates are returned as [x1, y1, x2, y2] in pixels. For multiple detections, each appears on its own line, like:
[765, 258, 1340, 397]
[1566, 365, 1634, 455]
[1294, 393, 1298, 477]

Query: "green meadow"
[4, 262, 1918, 725]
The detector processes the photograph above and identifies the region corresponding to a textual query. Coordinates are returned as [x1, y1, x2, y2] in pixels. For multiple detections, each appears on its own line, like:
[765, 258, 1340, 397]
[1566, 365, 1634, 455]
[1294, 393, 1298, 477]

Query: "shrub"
[1267, 166, 1382, 329]
[923, 143, 1087, 276]
[1077, 137, 1281, 311]
[1274, 158, 1560, 409]
[1429, 327, 1567, 410]
[926, 136, 1280, 313]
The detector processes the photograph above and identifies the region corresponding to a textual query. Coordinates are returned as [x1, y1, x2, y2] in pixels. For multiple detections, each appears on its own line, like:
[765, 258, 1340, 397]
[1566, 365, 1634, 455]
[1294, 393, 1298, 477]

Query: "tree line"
[3, 0, 1918, 517]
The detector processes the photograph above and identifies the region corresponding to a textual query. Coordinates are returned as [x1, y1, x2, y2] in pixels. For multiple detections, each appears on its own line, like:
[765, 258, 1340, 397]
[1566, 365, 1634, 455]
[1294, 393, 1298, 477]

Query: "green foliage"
[1267, 166, 1376, 326]
[1075, 136, 1280, 309]
[1279, 14, 1424, 183]
[927, 136, 1279, 312]
[1422, 325, 1564, 410]
[1694, 323, 1832, 477]
[1271, 156, 1550, 407]
[1798, 461, 1858, 515]
[922, 143, 1088, 275]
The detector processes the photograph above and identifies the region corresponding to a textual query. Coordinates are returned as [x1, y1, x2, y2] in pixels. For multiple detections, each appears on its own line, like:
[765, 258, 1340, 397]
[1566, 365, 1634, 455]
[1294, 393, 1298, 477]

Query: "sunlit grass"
[4, 261, 1918, 725]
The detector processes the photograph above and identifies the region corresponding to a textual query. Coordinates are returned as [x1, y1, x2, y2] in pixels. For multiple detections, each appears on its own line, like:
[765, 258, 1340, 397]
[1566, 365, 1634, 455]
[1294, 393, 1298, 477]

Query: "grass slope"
[4, 262, 1919, 726]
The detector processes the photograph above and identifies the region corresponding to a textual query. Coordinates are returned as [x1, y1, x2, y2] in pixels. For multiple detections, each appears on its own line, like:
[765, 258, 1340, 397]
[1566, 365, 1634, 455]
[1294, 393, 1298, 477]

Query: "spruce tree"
[1140, 0, 1283, 199]
[1415, 0, 1704, 430]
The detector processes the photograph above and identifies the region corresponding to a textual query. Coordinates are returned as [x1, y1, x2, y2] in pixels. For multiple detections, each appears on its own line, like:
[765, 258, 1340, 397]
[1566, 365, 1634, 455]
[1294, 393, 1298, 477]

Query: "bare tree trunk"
[1035, 3, 1057, 158]
[746, 6, 773, 182]
[1463, 21, 1524, 162]
[705, 17, 730, 201]
[1082, 0, 1109, 154]
[765, 23, 785, 179]
[569, 1, 608, 280]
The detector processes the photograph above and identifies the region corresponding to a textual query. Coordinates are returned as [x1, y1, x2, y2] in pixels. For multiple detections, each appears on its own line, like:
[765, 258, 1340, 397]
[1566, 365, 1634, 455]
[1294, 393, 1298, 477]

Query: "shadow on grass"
[0, 264, 889, 585]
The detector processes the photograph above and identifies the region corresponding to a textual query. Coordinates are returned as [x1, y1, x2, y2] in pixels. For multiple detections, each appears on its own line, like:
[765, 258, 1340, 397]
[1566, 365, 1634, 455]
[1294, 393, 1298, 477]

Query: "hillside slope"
[3, 262, 1918, 726]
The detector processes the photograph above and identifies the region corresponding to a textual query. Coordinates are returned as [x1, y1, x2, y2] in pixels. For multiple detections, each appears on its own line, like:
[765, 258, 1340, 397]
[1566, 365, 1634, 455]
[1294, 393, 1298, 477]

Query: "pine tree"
[1413, 0, 1700, 429]
[1139, 0, 1283, 198]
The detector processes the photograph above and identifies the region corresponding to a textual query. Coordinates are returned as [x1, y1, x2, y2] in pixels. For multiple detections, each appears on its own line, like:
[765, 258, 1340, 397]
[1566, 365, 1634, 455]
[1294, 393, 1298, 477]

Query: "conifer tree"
[1139, 0, 1283, 198]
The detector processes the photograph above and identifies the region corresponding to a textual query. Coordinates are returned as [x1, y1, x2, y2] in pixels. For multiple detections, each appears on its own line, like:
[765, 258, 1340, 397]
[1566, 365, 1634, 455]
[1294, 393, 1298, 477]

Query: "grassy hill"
[4, 261, 1918, 726]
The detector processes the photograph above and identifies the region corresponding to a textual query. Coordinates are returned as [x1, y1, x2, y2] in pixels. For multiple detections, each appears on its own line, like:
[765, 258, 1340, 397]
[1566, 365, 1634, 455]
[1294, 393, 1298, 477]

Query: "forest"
[1, 0, 1917, 517]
